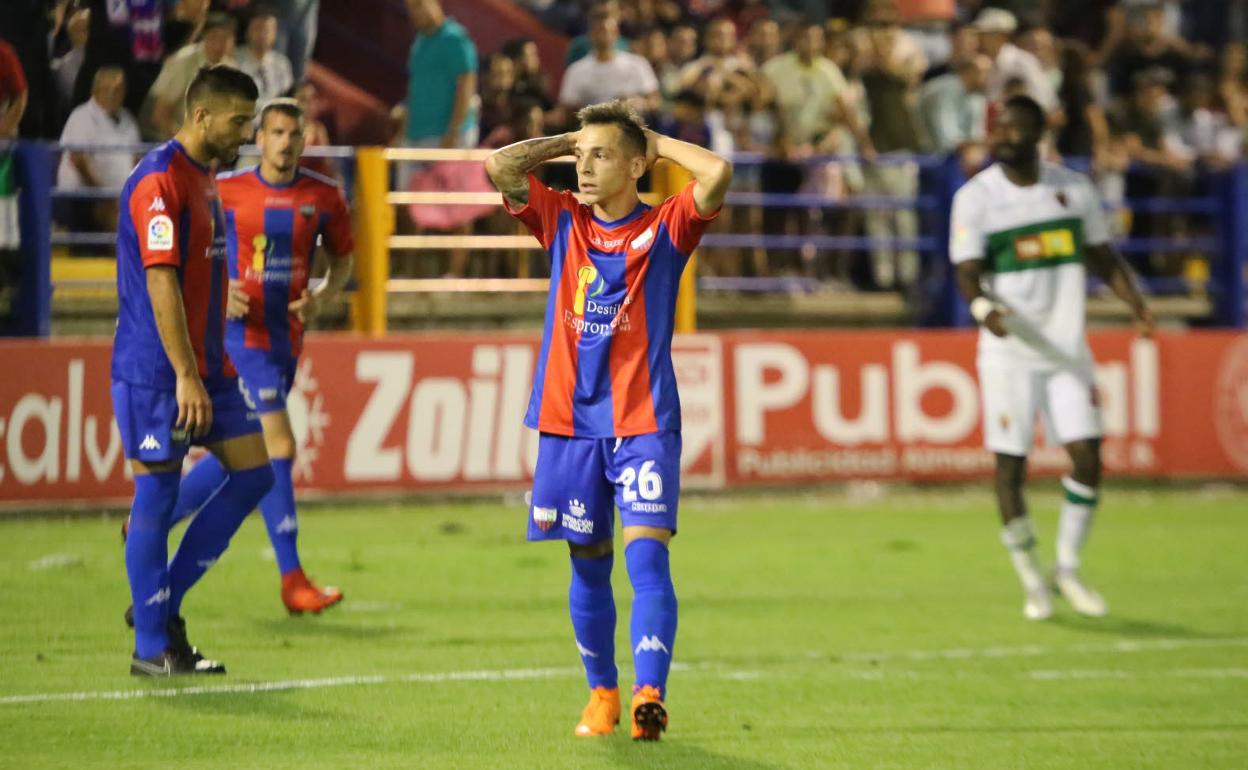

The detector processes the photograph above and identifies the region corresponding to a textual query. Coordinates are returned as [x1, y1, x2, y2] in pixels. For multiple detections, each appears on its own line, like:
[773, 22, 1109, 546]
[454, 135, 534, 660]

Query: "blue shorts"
[111, 377, 261, 464]
[528, 431, 682, 545]
[230, 346, 297, 415]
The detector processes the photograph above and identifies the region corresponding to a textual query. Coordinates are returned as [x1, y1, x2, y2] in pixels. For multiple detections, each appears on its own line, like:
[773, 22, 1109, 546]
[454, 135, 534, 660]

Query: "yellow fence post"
[351, 146, 392, 335]
[651, 160, 697, 333]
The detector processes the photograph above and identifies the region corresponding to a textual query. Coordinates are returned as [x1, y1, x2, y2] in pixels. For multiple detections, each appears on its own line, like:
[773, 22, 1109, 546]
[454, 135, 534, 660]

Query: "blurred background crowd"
[1, 0, 1245, 292]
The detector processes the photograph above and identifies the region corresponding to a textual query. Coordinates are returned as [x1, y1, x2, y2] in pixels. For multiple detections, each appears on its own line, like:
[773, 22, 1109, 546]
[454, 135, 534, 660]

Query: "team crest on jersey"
[147, 215, 174, 250]
[300, 204, 316, 218]
[1055, 190, 1069, 208]
[630, 228, 654, 250]
[573, 265, 605, 315]
[533, 506, 558, 531]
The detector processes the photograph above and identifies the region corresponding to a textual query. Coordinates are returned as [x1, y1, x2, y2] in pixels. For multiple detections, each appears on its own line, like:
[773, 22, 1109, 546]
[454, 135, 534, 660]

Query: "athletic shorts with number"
[230, 345, 298, 415]
[978, 363, 1102, 456]
[528, 430, 681, 545]
[111, 376, 261, 464]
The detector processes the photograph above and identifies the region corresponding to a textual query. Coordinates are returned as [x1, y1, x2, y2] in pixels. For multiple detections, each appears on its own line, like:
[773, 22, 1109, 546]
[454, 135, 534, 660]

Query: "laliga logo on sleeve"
[147, 215, 174, 250]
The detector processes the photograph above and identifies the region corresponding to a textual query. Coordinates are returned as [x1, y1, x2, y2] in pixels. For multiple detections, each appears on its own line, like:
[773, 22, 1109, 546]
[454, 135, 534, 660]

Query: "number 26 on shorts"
[618, 460, 664, 502]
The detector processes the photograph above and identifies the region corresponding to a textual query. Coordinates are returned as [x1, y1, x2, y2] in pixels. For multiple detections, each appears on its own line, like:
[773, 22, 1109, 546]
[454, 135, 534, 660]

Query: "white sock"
[1056, 476, 1098, 574]
[1000, 516, 1045, 593]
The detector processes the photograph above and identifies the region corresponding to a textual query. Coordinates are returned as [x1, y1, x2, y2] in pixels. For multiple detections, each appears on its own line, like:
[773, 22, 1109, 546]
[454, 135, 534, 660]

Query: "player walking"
[485, 100, 731, 740]
[950, 95, 1154, 620]
[166, 98, 354, 615]
[113, 66, 273, 675]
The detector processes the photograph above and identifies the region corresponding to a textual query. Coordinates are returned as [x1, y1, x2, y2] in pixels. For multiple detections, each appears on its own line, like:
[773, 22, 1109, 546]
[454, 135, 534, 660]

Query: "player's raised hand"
[1134, 305, 1156, 338]
[175, 373, 212, 439]
[643, 129, 659, 170]
[226, 279, 249, 319]
[288, 289, 319, 323]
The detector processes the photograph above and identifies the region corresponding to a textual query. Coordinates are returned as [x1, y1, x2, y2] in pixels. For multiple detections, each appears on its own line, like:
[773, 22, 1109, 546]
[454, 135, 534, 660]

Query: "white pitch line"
[1030, 667, 1248, 681]
[4, 637, 1245, 707]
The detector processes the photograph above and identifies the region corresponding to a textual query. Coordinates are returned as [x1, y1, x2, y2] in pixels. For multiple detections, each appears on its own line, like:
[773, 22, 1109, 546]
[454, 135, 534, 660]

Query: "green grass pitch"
[1, 486, 1246, 769]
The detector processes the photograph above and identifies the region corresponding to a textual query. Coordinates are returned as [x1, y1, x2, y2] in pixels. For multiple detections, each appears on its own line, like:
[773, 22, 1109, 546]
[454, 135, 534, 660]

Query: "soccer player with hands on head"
[485, 99, 731, 741]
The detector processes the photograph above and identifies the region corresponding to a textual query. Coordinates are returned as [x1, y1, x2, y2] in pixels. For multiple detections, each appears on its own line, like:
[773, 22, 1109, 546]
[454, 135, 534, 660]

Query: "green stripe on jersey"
[985, 217, 1084, 273]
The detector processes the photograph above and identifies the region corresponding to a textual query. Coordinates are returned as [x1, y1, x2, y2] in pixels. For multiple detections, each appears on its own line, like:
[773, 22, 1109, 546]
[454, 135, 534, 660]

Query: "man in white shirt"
[236, 6, 295, 102]
[950, 95, 1154, 622]
[975, 8, 1058, 115]
[558, 0, 659, 113]
[57, 66, 141, 232]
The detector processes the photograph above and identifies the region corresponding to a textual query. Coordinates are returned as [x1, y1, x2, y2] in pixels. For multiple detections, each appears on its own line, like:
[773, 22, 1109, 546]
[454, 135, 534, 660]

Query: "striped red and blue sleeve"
[657, 180, 719, 256]
[129, 172, 183, 269]
[503, 175, 574, 249]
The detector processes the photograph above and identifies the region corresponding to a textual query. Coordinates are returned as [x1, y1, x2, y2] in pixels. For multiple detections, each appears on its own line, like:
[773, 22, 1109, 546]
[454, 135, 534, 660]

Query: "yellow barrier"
[351, 146, 393, 335]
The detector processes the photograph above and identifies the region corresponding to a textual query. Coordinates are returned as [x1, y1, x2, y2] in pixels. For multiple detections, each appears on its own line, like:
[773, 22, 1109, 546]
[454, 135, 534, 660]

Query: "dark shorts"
[527, 430, 682, 545]
[230, 346, 298, 415]
[111, 377, 261, 463]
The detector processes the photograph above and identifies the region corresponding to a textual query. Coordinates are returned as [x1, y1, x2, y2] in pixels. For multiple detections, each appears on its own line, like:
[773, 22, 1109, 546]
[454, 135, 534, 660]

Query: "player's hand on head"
[175, 374, 212, 438]
[643, 129, 659, 170]
[226, 279, 249, 319]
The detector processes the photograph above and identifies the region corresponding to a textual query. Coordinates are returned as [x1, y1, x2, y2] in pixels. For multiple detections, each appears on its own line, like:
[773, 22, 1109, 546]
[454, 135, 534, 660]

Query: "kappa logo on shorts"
[533, 506, 558, 531]
[139, 434, 162, 451]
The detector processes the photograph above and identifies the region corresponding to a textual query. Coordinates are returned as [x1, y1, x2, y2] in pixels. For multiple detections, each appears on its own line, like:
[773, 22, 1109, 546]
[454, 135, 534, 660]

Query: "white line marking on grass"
[5, 637, 1246, 707]
[28, 553, 83, 571]
[1030, 667, 1248, 681]
[838, 636, 1248, 664]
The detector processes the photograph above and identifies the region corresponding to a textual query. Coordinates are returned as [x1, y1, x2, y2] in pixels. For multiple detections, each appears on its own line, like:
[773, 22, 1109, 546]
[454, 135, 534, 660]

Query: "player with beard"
[950, 95, 1154, 621]
[112, 65, 274, 675]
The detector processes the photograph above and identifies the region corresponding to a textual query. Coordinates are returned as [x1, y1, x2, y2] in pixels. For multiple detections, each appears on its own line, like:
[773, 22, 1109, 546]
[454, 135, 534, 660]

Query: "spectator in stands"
[1017, 26, 1062, 96]
[678, 17, 756, 123]
[165, 0, 210, 52]
[294, 80, 336, 176]
[1177, 73, 1242, 170]
[637, 28, 680, 108]
[479, 53, 517, 140]
[855, 0, 927, 290]
[52, 7, 90, 121]
[655, 89, 732, 155]
[745, 18, 781, 67]
[141, 13, 237, 139]
[57, 66, 140, 192]
[272, 0, 320, 84]
[236, 6, 294, 102]
[1050, 0, 1126, 68]
[401, 0, 478, 149]
[566, 0, 631, 65]
[1110, 2, 1205, 96]
[502, 38, 551, 109]
[668, 24, 700, 74]
[1056, 41, 1128, 219]
[923, 21, 977, 82]
[0, 39, 26, 290]
[483, 95, 545, 148]
[0, 0, 55, 138]
[920, 54, 991, 168]
[1220, 43, 1248, 140]
[73, 0, 166, 122]
[57, 66, 141, 234]
[558, 0, 659, 113]
[975, 9, 1058, 116]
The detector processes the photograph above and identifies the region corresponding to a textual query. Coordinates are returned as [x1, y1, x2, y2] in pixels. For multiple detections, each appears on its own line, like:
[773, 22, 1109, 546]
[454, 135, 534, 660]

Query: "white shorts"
[978, 364, 1102, 456]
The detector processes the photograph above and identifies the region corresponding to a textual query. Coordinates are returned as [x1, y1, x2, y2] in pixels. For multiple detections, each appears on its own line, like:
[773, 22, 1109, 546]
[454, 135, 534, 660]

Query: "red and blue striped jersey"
[217, 167, 353, 360]
[505, 175, 718, 437]
[112, 140, 235, 387]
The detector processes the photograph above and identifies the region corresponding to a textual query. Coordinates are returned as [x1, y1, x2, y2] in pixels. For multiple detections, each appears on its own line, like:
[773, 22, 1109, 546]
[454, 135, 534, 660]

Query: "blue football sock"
[170, 454, 228, 526]
[166, 464, 274, 616]
[626, 538, 677, 699]
[125, 471, 181, 658]
[569, 553, 618, 690]
[259, 458, 301, 575]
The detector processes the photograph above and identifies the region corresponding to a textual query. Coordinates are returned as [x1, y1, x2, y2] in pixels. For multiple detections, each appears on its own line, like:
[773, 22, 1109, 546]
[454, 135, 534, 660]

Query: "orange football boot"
[281, 567, 343, 615]
[630, 685, 667, 741]
[574, 687, 621, 737]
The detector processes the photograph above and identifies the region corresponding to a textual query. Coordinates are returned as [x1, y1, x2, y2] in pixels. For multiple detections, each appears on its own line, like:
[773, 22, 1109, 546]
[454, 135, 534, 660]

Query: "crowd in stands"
[2, 0, 1247, 290]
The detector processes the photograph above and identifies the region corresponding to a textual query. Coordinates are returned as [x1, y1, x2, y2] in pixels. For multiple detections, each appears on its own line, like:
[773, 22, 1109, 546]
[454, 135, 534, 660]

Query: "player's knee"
[994, 453, 1027, 488]
[569, 539, 613, 560]
[230, 462, 275, 506]
[1067, 440, 1101, 485]
[624, 537, 673, 593]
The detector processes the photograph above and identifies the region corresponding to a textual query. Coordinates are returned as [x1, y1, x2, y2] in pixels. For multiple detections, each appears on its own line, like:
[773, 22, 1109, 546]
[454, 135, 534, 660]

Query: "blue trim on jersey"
[591, 202, 649, 228]
[262, 207, 296, 360]
[168, 140, 209, 174]
[252, 167, 300, 190]
[526, 210, 573, 429]
[571, 247, 625, 435]
[644, 224, 687, 430]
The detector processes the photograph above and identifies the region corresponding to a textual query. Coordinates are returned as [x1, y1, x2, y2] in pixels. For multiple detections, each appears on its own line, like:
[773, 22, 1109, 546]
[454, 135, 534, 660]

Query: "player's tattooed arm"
[1085, 243, 1155, 337]
[646, 130, 733, 216]
[485, 132, 579, 208]
[147, 266, 212, 437]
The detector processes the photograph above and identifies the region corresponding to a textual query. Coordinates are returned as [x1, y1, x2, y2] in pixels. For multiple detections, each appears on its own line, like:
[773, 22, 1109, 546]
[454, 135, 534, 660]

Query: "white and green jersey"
[950, 162, 1111, 370]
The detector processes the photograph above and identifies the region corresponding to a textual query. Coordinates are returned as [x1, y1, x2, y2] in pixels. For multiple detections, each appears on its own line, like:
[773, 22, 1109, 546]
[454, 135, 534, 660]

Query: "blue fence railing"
[2, 143, 1246, 335]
